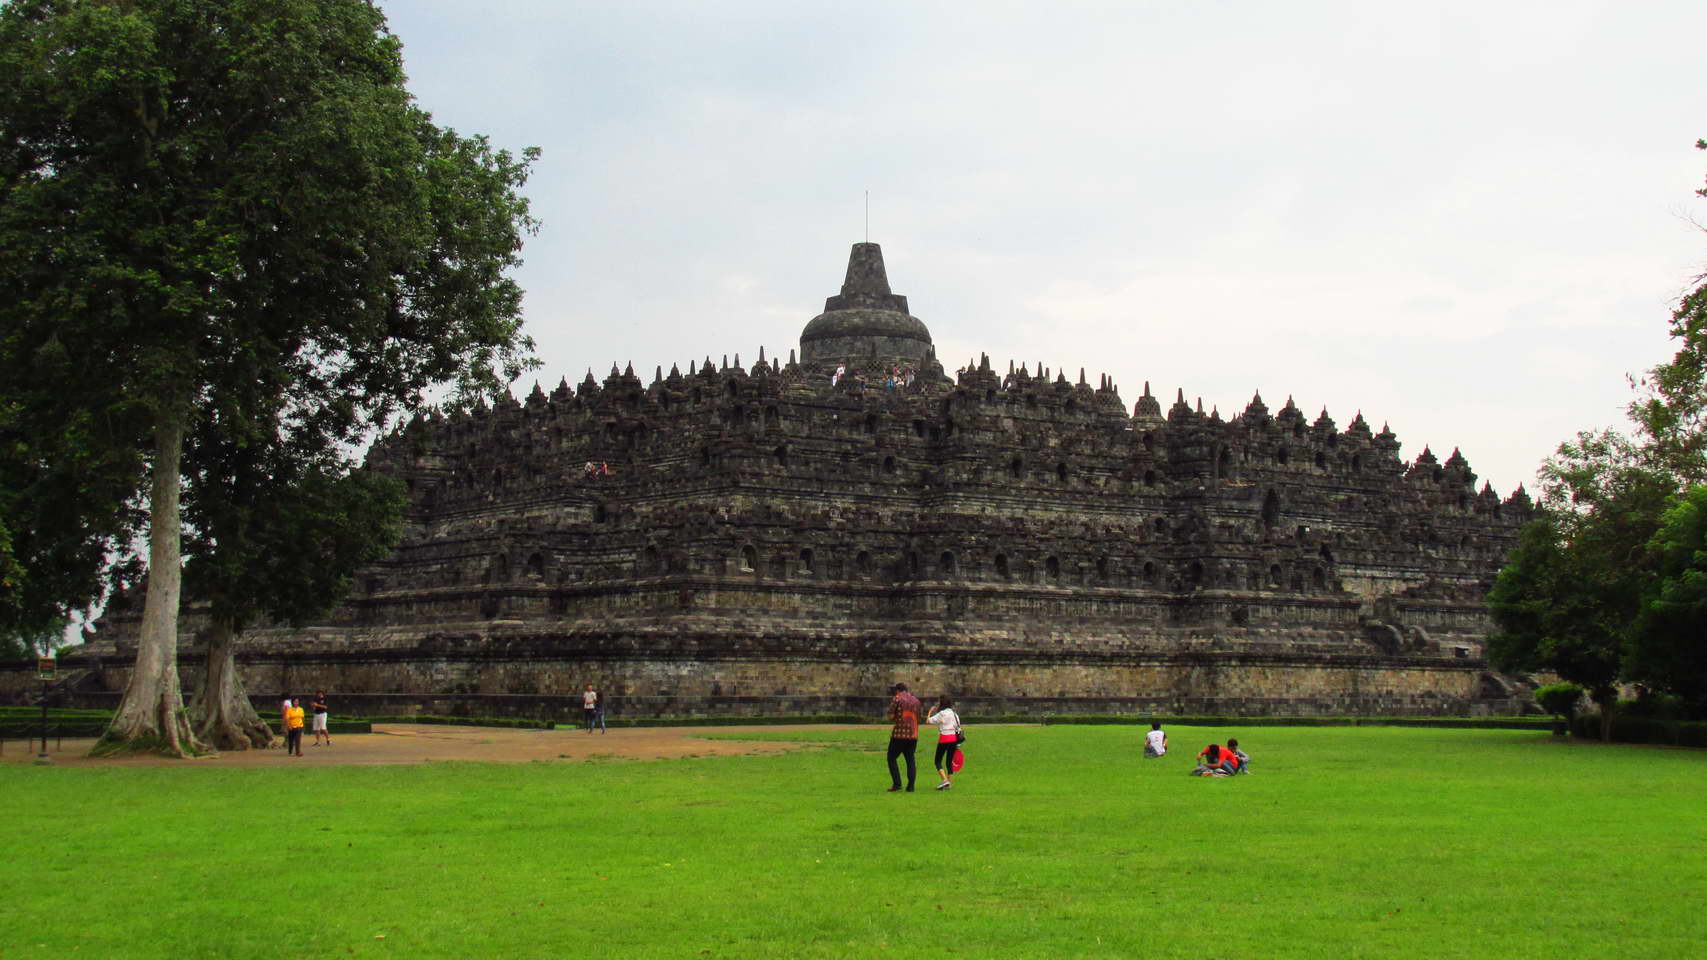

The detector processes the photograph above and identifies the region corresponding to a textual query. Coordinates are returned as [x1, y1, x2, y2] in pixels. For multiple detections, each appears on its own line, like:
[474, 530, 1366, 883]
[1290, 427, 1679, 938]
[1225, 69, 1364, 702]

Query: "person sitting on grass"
[1143, 721, 1167, 758]
[1191, 743, 1237, 777]
[1226, 737, 1250, 773]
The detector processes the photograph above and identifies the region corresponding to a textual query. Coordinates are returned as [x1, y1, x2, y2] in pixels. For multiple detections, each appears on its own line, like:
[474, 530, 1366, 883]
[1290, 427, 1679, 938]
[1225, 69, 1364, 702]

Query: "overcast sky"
[381, 0, 1706, 497]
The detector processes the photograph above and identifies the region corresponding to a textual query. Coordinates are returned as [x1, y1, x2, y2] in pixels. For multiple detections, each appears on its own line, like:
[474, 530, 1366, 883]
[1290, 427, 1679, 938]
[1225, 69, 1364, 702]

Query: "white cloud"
[381, 0, 1707, 493]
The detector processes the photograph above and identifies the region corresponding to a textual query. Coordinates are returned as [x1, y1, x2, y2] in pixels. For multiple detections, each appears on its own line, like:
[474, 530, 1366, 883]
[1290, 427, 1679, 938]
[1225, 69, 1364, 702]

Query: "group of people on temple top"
[277, 692, 332, 756]
[830, 363, 918, 392]
[1143, 720, 1252, 776]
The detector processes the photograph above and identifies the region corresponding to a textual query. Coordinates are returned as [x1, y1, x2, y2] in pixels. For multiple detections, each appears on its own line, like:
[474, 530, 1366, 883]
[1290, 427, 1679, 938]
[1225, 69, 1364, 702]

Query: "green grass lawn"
[3, 726, 1702, 959]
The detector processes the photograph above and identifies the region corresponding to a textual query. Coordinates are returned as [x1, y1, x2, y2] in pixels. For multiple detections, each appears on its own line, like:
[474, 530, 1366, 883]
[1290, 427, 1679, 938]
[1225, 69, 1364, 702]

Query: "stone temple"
[61, 243, 1537, 719]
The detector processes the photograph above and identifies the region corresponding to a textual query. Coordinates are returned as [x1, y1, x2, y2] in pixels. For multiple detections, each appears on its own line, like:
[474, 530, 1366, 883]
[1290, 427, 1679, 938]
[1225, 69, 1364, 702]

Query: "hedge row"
[0, 717, 372, 738]
[1571, 713, 1707, 748]
[586, 714, 869, 729]
[1038, 714, 1555, 730]
[562, 714, 1554, 730]
[0, 719, 109, 738]
[359, 714, 554, 730]
[0, 706, 114, 719]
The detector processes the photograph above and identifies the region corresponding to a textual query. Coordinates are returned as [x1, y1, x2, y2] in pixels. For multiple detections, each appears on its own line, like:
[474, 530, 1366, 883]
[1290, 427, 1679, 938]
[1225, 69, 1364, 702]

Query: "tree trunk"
[190, 615, 274, 750]
[1593, 686, 1616, 743]
[97, 417, 206, 757]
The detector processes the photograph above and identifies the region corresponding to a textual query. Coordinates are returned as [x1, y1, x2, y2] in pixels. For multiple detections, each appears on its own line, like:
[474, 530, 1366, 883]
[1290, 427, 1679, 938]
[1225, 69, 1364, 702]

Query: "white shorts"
[312, 713, 328, 732]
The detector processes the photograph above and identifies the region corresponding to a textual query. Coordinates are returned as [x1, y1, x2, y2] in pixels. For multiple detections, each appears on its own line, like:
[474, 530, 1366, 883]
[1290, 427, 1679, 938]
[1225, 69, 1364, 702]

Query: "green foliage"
[1486, 137, 1707, 723]
[0, 381, 145, 639]
[1038, 714, 1553, 729]
[588, 714, 873, 728]
[1628, 140, 1707, 482]
[1617, 692, 1687, 719]
[1571, 712, 1707, 748]
[1630, 484, 1707, 714]
[1, 717, 114, 738]
[0, 0, 539, 742]
[355, 714, 552, 730]
[1533, 683, 1585, 722]
[1486, 514, 1630, 714]
[0, 631, 28, 662]
[0, 615, 65, 660]
[0, 706, 114, 718]
[183, 453, 407, 632]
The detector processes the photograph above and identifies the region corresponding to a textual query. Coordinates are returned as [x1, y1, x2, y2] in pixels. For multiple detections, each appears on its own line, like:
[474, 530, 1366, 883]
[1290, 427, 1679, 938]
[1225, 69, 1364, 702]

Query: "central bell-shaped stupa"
[798, 243, 934, 370]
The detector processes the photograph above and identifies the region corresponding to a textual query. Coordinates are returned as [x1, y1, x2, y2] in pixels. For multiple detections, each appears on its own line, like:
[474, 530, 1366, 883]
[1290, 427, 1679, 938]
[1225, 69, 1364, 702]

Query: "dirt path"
[1, 724, 862, 767]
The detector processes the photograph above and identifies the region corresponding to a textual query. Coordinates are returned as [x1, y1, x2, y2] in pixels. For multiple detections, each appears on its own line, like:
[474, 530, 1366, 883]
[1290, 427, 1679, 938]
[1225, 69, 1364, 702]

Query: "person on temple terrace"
[885, 682, 923, 792]
[582, 685, 599, 733]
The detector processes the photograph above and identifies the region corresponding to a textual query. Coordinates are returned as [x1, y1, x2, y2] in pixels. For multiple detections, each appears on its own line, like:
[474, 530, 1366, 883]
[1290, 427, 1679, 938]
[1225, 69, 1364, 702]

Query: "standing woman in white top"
[927, 696, 962, 790]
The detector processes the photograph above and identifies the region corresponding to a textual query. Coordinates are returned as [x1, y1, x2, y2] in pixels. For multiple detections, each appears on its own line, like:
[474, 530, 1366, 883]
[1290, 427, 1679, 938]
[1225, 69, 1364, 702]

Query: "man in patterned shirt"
[885, 682, 923, 792]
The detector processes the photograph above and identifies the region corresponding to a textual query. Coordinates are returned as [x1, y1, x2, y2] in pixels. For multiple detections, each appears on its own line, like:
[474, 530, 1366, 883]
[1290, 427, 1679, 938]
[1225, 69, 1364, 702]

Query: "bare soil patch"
[2, 723, 861, 767]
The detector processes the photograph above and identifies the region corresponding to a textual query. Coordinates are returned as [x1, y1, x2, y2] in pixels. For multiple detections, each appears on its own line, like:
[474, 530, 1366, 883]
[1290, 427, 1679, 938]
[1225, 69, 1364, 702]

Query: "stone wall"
[8, 620, 1526, 721]
[55, 243, 1535, 720]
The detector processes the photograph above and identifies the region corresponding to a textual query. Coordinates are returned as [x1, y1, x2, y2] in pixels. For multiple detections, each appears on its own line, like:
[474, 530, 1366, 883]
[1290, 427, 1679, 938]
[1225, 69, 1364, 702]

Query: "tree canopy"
[1630, 485, 1707, 714]
[0, 0, 538, 753]
[1486, 137, 1707, 731]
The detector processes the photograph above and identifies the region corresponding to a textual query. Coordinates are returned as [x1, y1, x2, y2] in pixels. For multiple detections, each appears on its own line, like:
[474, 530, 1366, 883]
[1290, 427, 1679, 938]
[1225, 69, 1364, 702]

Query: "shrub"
[1535, 683, 1585, 721]
[598, 714, 868, 728]
[1618, 693, 1687, 719]
[1038, 714, 1551, 730]
[1572, 712, 1707, 747]
[358, 714, 553, 730]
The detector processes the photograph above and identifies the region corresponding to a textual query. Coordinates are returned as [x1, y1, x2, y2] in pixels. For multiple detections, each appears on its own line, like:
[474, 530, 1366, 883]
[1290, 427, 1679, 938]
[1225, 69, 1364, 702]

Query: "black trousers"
[934, 739, 960, 774]
[887, 737, 918, 789]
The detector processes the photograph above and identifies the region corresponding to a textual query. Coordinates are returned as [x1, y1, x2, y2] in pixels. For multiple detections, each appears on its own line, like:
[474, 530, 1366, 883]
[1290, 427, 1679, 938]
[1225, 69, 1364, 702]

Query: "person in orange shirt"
[1194, 743, 1236, 776]
[284, 698, 306, 757]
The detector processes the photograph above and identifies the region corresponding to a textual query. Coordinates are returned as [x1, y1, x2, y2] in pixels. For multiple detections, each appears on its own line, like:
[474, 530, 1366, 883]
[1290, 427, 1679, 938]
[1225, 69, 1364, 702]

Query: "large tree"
[1627, 138, 1707, 484]
[1629, 484, 1707, 714]
[0, 352, 147, 645]
[1485, 476, 1667, 740]
[1487, 137, 1707, 729]
[0, 0, 537, 755]
[178, 421, 407, 751]
[179, 429, 407, 750]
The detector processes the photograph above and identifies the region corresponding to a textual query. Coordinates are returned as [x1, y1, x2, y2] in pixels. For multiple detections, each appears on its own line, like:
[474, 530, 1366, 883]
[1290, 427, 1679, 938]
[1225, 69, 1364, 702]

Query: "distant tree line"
[1486, 138, 1707, 737]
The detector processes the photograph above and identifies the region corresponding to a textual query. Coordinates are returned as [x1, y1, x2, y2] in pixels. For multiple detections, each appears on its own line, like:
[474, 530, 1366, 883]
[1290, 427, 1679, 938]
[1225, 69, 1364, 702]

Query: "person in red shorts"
[926, 696, 963, 790]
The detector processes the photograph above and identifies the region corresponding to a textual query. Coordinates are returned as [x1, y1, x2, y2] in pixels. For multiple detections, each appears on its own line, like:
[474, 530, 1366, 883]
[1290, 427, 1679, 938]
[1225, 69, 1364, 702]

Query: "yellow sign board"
[37, 657, 56, 681]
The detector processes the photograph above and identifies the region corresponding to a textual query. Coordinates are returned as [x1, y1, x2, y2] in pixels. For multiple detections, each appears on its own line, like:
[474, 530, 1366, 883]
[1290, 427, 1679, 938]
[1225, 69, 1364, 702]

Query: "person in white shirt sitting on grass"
[1143, 721, 1168, 758]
